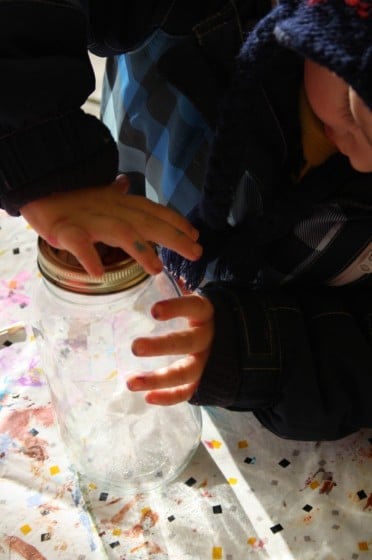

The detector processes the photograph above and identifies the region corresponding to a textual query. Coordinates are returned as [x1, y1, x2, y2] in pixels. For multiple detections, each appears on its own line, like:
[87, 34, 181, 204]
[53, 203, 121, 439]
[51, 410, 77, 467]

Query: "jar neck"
[37, 237, 149, 294]
[41, 274, 151, 306]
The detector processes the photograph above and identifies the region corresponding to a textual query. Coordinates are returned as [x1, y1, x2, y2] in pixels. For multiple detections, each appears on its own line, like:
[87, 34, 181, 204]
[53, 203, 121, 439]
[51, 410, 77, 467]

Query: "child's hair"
[163, 0, 372, 288]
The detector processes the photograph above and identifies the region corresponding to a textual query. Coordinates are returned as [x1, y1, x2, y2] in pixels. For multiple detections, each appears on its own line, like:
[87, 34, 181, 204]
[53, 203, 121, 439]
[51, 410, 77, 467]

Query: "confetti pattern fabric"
[1, 211, 372, 559]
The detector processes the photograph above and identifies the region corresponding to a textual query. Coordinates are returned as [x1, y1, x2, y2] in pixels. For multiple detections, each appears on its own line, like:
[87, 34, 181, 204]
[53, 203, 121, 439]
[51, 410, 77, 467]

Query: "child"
[127, 0, 372, 441]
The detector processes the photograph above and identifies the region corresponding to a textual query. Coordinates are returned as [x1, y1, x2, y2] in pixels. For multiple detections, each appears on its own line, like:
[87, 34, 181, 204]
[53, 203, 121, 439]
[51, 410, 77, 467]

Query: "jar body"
[31, 271, 202, 493]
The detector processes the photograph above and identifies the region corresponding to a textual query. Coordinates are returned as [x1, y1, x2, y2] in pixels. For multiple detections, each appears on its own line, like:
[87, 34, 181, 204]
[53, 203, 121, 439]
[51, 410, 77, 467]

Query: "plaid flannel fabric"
[101, 29, 213, 217]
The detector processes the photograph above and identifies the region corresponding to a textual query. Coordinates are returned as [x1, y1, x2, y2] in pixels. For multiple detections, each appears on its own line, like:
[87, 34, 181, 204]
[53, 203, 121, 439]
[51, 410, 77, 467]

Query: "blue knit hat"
[162, 0, 372, 288]
[273, 0, 372, 109]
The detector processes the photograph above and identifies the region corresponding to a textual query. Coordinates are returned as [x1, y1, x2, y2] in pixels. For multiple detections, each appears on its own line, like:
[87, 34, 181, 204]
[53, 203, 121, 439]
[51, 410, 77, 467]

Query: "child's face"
[304, 59, 372, 173]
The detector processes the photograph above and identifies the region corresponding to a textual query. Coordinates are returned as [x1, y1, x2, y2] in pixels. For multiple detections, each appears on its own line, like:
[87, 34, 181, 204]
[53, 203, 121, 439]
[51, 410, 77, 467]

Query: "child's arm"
[0, 2, 116, 217]
[1, 1, 201, 272]
[127, 281, 372, 441]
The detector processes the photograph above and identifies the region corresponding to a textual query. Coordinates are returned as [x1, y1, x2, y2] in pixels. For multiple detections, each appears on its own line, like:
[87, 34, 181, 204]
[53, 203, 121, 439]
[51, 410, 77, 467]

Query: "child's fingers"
[50, 222, 105, 277]
[150, 294, 214, 324]
[107, 205, 203, 263]
[51, 216, 162, 276]
[127, 353, 201, 404]
[131, 325, 210, 357]
[127, 355, 201, 392]
[86, 215, 164, 275]
[112, 186, 200, 242]
[53, 214, 164, 276]
[145, 381, 200, 406]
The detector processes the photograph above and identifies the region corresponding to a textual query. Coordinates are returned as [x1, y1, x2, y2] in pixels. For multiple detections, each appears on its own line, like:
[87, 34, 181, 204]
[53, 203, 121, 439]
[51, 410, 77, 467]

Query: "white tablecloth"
[1, 210, 372, 560]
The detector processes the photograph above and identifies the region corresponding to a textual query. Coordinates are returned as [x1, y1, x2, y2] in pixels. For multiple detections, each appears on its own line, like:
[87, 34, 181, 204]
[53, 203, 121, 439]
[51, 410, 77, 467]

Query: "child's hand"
[127, 293, 214, 405]
[20, 175, 202, 276]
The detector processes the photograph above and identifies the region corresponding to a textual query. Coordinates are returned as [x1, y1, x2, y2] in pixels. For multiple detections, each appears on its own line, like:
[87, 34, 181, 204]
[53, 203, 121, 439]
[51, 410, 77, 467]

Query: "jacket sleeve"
[0, 0, 118, 216]
[192, 281, 372, 441]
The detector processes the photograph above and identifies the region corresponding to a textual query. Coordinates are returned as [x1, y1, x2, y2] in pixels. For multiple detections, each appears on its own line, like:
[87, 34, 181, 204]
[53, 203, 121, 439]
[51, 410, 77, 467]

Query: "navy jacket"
[191, 25, 372, 440]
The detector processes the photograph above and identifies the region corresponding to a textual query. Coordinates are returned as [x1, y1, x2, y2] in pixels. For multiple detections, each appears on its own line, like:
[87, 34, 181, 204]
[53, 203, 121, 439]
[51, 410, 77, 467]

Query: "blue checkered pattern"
[101, 29, 213, 217]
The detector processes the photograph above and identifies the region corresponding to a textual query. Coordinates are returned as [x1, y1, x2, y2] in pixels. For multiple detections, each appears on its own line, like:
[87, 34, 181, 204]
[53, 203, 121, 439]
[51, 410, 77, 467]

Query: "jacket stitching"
[238, 299, 276, 359]
[193, 0, 243, 43]
[311, 311, 353, 320]
[268, 305, 300, 312]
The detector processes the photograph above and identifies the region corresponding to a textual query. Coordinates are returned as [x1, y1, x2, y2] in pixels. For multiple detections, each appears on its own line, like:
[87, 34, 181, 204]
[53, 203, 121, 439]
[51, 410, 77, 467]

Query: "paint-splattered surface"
[1, 211, 372, 560]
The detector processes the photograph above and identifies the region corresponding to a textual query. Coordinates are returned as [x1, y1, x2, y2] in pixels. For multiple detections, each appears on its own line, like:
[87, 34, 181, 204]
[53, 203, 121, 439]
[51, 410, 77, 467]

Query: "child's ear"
[349, 88, 372, 144]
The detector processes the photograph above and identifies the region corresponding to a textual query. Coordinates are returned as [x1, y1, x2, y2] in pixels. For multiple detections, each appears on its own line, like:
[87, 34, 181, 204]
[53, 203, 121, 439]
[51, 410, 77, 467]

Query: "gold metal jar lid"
[37, 237, 149, 294]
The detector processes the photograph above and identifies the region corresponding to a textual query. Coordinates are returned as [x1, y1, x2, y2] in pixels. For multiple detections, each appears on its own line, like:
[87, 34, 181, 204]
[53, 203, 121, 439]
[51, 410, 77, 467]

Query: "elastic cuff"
[0, 110, 118, 215]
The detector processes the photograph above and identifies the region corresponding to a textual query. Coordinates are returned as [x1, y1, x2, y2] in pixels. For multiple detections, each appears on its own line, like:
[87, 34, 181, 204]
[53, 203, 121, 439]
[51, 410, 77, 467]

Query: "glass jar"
[31, 238, 202, 493]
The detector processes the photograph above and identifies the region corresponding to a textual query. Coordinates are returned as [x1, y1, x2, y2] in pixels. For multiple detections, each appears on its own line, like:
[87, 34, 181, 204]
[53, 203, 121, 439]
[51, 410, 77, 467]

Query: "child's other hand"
[127, 293, 214, 405]
[20, 175, 202, 276]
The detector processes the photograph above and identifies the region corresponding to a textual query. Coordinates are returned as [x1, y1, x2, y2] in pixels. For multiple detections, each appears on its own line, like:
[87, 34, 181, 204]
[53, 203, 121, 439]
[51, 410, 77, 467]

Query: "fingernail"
[192, 243, 203, 257]
[191, 228, 200, 241]
[131, 342, 140, 356]
[127, 375, 146, 390]
[151, 305, 161, 320]
[116, 173, 128, 183]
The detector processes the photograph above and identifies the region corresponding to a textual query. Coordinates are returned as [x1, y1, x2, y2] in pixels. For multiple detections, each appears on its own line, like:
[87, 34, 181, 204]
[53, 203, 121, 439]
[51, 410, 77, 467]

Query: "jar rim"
[37, 238, 149, 294]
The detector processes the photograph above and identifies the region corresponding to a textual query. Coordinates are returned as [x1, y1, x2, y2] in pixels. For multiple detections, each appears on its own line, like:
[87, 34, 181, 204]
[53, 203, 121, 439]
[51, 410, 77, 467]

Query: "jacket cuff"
[0, 110, 118, 215]
[189, 283, 281, 408]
